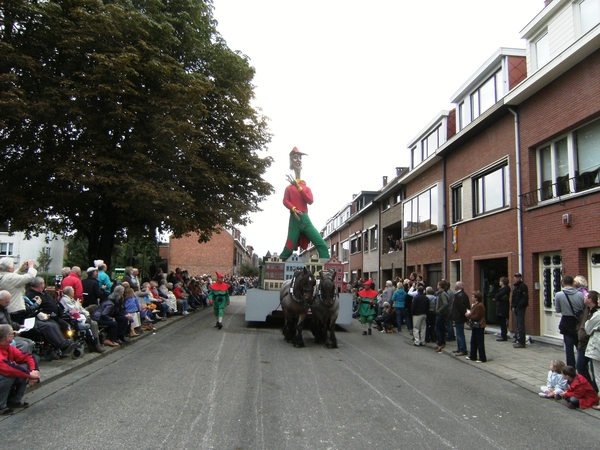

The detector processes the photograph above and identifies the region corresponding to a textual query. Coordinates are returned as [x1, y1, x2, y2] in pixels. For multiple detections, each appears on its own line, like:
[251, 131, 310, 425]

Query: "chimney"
[544, 0, 553, 6]
[382, 176, 388, 187]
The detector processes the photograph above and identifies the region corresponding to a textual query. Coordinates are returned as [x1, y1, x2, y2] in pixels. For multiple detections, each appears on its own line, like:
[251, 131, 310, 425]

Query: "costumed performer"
[356, 279, 377, 335]
[208, 272, 230, 330]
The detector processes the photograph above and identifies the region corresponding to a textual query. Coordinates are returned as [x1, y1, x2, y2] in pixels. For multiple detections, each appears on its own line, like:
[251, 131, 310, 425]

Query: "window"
[459, 101, 470, 129]
[411, 145, 422, 168]
[470, 69, 502, 122]
[363, 231, 368, 252]
[341, 241, 349, 262]
[537, 118, 600, 200]
[0, 243, 13, 256]
[452, 184, 463, 223]
[403, 185, 439, 238]
[474, 165, 509, 215]
[370, 227, 378, 250]
[422, 127, 440, 159]
[350, 236, 362, 254]
[534, 32, 550, 70]
[579, 0, 600, 36]
[395, 191, 402, 204]
[575, 120, 600, 190]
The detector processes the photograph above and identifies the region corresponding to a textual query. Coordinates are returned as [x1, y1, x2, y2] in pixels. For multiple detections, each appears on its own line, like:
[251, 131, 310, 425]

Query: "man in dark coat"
[26, 277, 69, 335]
[451, 281, 470, 356]
[512, 273, 529, 348]
[82, 267, 104, 307]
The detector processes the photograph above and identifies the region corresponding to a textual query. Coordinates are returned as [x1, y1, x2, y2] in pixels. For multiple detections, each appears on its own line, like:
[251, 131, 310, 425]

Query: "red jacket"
[565, 374, 600, 408]
[0, 344, 38, 379]
[62, 273, 84, 301]
[283, 181, 313, 213]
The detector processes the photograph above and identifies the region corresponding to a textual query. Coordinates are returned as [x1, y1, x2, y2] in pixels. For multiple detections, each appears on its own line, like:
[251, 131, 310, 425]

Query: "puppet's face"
[290, 154, 303, 172]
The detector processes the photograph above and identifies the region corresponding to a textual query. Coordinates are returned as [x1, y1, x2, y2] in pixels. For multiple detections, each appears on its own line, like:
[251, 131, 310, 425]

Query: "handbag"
[471, 321, 481, 329]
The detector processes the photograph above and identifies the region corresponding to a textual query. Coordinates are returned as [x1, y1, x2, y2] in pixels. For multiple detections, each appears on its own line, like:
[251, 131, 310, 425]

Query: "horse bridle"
[315, 274, 339, 306]
[289, 273, 315, 304]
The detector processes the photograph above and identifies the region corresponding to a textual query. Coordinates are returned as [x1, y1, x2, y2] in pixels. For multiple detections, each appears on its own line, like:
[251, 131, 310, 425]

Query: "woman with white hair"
[0, 258, 37, 324]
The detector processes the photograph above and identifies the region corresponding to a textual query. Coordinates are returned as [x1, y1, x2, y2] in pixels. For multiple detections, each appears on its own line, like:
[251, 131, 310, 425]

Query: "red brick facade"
[168, 230, 235, 277]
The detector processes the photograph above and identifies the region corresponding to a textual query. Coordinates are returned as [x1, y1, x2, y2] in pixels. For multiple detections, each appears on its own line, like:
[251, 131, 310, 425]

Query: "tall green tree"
[0, 0, 273, 266]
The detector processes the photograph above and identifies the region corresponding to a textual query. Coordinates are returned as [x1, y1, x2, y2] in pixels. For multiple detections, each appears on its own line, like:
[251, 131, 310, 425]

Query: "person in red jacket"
[555, 365, 600, 409]
[61, 266, 84, 302]
[0, 324, 41, 415]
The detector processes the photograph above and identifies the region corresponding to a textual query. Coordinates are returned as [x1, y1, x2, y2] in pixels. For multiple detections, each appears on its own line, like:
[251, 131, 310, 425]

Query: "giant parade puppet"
[279, 147, 330, 261]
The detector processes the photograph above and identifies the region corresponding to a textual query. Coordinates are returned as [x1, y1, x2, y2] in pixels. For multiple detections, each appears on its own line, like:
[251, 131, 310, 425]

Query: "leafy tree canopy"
[0, 0, 273, 266]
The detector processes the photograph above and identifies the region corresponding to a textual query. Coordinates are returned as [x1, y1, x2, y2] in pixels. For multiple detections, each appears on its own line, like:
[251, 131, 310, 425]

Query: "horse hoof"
[326, 342, 338, 349]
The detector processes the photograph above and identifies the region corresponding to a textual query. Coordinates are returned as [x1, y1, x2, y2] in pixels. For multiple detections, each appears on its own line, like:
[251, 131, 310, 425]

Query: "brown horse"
[281, 267, 316, 348]
[311, 269, 339, 348]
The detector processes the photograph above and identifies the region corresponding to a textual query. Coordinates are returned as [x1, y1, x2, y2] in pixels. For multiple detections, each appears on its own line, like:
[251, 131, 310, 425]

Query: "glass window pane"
[403, 202, 411, 237]
[412, 199, 419, 235]
[418, 191, 430, 232]
[412, 145, 421, 167]
[575, 119, 600, 190]
[539, 145, 553, 199]
[580, 0, 600, 35]
[483, 168, 504, 211]
[471, 91, 480, 120]
[479, 76, 496, 114]
[430, 186, 438, 228]
[555, 138, 570, 195]
[536, 33, 550, 68]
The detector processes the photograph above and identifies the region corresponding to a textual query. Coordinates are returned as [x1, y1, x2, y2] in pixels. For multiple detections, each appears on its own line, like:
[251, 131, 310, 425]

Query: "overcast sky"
[211, 0, 545, 258]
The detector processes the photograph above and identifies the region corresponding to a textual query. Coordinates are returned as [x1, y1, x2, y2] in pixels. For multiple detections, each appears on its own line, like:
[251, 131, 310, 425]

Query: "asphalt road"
[1, 296, 598, 449]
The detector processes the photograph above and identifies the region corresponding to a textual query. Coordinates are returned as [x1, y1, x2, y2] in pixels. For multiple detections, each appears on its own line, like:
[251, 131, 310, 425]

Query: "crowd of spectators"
[0, 257, 256, 415]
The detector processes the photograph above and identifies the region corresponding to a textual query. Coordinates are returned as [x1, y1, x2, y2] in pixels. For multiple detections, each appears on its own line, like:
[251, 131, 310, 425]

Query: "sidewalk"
[395, 324, 600, 418]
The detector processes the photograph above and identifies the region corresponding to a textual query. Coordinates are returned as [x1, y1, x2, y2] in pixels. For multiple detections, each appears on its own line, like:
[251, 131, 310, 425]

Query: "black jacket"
[411, 294, 430, 316]
[511, 281, 529, 309]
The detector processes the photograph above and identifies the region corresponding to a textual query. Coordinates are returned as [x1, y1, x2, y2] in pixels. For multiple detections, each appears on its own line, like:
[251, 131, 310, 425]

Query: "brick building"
[167, 227, 252, 277]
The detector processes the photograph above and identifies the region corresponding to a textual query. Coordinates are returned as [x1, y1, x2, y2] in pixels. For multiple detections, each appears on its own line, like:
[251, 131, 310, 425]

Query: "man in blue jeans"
[512, 273, 529, 348]
[451, 281, 470, 356]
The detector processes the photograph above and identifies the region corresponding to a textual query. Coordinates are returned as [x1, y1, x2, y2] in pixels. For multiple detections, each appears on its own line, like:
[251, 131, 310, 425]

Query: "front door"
[539, 252, 562, 339]
[588, 248, 600, 291]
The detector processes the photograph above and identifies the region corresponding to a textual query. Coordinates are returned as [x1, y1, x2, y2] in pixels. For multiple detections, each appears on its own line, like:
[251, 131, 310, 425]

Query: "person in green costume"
[356, 279, 377, 335]
[208, 272, 230, 330]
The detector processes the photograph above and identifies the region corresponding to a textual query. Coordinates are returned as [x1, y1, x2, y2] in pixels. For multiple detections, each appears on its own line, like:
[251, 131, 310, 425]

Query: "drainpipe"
[508, 107, 524, 275]
[442, 157, 447, 279]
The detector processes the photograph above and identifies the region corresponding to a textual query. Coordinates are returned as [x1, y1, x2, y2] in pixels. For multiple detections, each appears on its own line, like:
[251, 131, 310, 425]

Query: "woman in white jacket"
[584, 290, 600, 409]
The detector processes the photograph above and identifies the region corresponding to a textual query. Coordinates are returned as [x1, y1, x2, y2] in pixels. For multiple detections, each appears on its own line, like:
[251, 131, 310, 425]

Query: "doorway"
[479, 258, 509, 324]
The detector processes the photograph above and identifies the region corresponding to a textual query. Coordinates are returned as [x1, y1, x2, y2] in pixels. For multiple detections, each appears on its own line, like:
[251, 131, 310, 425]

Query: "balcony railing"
[520, 169, 600, 208]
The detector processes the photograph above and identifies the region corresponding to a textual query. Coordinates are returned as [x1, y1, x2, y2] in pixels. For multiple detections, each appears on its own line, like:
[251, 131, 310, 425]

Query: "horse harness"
[289, 272, 315, 304]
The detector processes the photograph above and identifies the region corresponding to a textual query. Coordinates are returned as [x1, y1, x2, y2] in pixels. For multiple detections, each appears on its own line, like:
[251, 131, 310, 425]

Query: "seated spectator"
[539, 359, 567, 398]
[160, 281, 178, 314]
[375, 302, 395, 332]
[26, 277, 70, 335]
[555, 365, 600, 409]
[172, 282, 190, 315]
[60, 286, 105, 353]
[0, 324, 41, 415]
[1, 290, 73, 357]
[91, 286, 130, 347]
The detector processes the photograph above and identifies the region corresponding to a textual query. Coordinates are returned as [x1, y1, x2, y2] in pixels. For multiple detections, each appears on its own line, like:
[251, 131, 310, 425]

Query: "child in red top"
[555, 365, 600, 409]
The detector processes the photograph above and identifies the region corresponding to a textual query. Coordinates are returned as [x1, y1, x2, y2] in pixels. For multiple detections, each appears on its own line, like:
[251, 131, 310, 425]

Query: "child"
[539, 360, 567, 398]
[555, 365, 600, 409]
